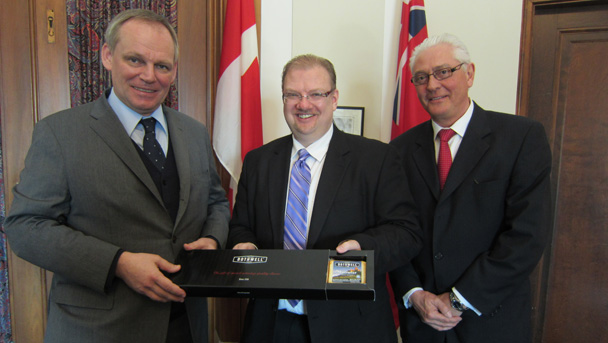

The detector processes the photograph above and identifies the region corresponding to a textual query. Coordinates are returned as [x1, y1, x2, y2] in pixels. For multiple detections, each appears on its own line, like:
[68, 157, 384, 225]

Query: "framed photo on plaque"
[327, 259, 366, 284]
[333, 106, 364, 135]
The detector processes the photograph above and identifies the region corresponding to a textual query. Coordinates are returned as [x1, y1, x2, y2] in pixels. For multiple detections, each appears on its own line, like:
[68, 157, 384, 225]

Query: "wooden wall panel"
[34, 0, 71, 120]
[177, 0, 209, 125]
[0, 0, 67, 341]
[518, 1, 608, 341]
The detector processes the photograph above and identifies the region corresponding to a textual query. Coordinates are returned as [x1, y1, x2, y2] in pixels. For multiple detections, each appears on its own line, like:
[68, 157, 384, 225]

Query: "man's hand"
[183, 237, 218, 251]
[410, 290, 462, 331]
[336, 240, 361, 254]
[116, 252, 186, 303]
[232, 242, 257, 250]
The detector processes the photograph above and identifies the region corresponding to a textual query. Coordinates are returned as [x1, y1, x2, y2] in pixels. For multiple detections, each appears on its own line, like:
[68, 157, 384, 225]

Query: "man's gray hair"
[410, 33, 471, 72]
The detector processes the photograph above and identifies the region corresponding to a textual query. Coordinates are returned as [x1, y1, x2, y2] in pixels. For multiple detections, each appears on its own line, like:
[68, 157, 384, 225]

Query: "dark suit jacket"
[229, 128, 422, 343]
[4, 95, 230, 343]
[389, 103, 552, 343]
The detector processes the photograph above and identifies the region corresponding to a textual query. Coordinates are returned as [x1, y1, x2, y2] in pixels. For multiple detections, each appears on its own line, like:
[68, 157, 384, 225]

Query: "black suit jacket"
[229, 128, 422, 343]
[389, 103, 552, 343]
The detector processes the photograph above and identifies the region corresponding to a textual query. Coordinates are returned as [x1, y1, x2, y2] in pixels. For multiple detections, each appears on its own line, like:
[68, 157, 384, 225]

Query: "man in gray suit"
[4, 9, 229, 343]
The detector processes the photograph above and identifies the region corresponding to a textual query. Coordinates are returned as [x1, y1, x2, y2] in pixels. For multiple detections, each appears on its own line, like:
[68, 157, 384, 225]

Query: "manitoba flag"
[213, 0, 263, 204]
[391, 0, 428, 139]
[388, 0, 429, 331]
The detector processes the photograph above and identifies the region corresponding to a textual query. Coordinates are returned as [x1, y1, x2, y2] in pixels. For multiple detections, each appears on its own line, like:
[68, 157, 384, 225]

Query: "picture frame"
[333, 106, 364, 136]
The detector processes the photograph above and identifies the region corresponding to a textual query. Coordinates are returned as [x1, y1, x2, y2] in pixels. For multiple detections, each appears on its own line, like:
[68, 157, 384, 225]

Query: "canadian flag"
[213, 0, 263, 205]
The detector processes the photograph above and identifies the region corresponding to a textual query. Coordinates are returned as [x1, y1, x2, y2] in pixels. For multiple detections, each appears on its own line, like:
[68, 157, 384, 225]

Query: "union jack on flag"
[391, 0, 429, 139]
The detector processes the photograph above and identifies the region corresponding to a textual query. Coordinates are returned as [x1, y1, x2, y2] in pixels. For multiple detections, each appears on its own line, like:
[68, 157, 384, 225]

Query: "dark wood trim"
[1, 0, 71, 341]
[518, 0, 602, 116]
[177, 0, 209, 125]
[207, 0, 224, 135]
[518, 1, 607, 341]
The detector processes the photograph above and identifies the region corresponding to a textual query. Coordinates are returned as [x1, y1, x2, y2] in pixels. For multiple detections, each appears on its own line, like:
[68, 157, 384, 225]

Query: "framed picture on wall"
[333, 106, 364, 136]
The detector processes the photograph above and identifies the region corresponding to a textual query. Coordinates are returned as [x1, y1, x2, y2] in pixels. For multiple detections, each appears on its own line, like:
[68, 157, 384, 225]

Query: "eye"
[437, 68, 450, 76]
[309, 93, 324, 100]
[156, 64, 171, 71]
[284, 93, 301, 100]
[127, 56, 141, 64]
[413, 74, 428, 83]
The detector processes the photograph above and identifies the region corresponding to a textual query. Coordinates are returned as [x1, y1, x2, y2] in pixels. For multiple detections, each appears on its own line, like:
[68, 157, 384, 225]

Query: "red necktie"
[438, 129, 456, 190]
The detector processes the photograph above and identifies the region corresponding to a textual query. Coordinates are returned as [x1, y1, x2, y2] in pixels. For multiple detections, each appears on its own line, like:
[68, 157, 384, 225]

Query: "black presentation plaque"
[170, 249, 375, 300]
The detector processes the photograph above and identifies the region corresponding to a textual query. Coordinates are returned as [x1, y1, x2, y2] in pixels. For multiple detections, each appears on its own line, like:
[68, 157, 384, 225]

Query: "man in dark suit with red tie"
[389, 34, 552, 343]
[229, 54, 423, 343]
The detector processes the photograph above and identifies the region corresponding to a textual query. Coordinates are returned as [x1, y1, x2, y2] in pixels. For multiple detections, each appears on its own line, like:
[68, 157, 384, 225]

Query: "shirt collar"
[291, 125, 333, 163]
[108, 88, 168, 136]
[432, 99, 474, 139]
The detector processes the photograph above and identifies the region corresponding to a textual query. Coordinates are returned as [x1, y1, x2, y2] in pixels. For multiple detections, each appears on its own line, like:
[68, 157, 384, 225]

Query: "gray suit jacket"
[4, 95, 230, 343]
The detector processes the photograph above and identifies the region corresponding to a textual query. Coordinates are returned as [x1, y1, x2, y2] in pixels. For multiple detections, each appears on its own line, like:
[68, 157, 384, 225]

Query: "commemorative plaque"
[170, 249, 375, 300]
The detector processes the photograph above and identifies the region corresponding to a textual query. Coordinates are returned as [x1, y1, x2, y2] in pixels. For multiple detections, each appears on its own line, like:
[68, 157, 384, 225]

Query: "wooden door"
[519, 0, 608, 341]
[0, 0, 226, 341]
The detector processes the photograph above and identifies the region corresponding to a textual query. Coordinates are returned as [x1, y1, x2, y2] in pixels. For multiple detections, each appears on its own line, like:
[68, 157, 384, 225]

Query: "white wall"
[424, 1, 523, 117]
[260, 0, 523, 143]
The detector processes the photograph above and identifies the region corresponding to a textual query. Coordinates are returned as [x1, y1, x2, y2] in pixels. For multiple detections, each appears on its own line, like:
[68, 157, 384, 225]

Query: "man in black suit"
[228, 54, 422, 343]
[389, 33, 552, 343]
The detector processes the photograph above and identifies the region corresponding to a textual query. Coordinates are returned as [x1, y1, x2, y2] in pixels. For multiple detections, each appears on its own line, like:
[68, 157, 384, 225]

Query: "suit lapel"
[441, 104, 491, 198]
[412, 122, 441, 200]
[165, 108, 191, 230]
[307, 130, 351, 247]
[88, 97, 163, 205]
[268, 138, 292, 248]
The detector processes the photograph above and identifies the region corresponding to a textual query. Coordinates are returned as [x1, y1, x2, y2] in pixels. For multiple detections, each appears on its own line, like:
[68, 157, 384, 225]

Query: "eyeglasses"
[410, 63, 465, 86]
[282, 90, 333, 104]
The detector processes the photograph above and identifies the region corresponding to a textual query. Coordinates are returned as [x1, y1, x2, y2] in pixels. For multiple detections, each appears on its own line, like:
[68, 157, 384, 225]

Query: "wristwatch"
[449, 291, 468, 312]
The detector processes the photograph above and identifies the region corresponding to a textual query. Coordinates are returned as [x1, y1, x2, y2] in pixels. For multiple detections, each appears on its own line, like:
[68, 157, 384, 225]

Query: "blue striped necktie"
[284, 149, 311, 307]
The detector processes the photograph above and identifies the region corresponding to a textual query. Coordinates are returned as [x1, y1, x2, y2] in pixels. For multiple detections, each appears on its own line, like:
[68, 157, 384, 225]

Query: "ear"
[331, 89, 339, 111]
[466, 63, 475, 88]
[169, 62, 178, 84]
[101, 43, 113, 71]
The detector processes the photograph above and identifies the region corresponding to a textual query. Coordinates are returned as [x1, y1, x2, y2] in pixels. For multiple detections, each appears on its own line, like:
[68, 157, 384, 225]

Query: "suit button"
[172, 235, 177, 243]
[434, 252, 444, 260]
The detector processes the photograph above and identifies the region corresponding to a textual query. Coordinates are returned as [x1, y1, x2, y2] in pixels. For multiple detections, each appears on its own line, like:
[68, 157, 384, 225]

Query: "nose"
[139, 64, 156, 83]
[425, 73, 443, 91]
[295, 96, 314, 109]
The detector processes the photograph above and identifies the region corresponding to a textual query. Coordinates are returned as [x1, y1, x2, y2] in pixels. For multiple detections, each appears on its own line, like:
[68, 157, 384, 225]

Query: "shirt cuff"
[452, 287, 482, 316]
[403, 287, 423, 309]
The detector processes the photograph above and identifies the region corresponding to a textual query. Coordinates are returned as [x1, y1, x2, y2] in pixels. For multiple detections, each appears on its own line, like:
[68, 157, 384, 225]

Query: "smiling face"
[282, 65, 339, 147]
[101, 19, 177, 116]
[412, 43, 475, 127]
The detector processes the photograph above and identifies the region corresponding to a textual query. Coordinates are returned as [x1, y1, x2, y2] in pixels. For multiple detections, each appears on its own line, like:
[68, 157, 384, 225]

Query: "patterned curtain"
[67, 0, 178, 109]
[0, 102, 11, 342]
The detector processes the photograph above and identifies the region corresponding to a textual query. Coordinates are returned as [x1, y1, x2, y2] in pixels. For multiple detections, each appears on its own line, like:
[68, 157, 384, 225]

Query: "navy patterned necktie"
[284, 149, 311, 307]
[140, 117, 166, 171]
